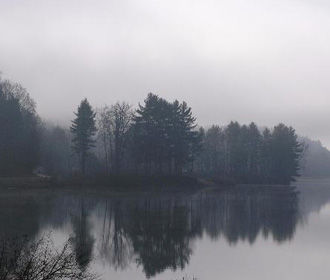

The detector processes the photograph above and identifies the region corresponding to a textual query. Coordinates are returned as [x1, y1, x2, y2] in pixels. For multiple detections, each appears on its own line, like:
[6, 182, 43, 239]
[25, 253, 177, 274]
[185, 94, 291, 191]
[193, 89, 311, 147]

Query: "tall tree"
[198, 122, 303, 185]
[199, 126, 226, 176]
[97, 106, 113, 174]
[260, 128, 273, 183]
[246, 122, 261, 182]
[0, 77, 40, 176]
[132, 93, 201, 175]
[110, 102, 133, 174]
[133, 94, 172, 174]
[172, 101, 199, 174]
[270, 124, 302, 184]
[225, 121, 242, 179]
[97, 102, 133, 174]
[71, 99, 97, 175]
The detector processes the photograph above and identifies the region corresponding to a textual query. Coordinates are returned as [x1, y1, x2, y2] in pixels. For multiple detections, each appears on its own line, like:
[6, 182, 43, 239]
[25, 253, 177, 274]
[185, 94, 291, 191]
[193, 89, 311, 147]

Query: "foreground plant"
[0, 236, 97, 280]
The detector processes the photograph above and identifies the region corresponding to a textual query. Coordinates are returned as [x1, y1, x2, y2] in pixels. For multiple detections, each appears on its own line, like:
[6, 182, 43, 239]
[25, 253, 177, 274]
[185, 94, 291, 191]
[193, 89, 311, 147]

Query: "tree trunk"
[81, 152, 86, 175]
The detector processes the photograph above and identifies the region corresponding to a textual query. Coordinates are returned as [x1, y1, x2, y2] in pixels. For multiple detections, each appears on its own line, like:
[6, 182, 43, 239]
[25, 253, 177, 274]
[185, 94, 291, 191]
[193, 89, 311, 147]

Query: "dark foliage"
[131, 93, 201, 175]
[197, 122, 303, 184]
[0, 74, 304, 185]
[0, 78, 40, 176]
[71, 99, 97, 175]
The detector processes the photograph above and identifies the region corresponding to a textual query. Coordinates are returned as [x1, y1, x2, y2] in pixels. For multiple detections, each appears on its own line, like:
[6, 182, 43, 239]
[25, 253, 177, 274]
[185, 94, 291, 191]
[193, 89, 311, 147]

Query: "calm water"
[1, 178, 330, 280]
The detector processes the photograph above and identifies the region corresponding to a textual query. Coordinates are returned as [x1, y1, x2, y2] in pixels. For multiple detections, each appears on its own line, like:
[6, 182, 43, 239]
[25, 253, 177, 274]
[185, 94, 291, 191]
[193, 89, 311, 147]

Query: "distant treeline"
[299, 137, 330, 177]
[0, 76, 304, 184]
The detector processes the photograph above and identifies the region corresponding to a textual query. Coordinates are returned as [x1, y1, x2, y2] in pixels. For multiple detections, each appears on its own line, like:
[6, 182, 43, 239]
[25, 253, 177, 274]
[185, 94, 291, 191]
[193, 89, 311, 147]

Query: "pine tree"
[200, 125, 225, 176]
[270, 124, 302, 184]
[260, 128, 273, 183]
[225, 121, 242, 179]
[198, 122, 303, 185]
[132, 93, 200, 175]
[176, 101, 199, 174]
[71, 99, 97, 175]
[246, 122, 261, 182]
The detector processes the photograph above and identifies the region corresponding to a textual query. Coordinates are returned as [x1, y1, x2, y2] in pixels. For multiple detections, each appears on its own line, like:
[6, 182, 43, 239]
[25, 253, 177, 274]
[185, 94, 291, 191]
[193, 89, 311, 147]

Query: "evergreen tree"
[260, 128, 273, 183]
[133, 93, 164, 174]
[225, 121, 242, 179]
[270, 124, 302, 184]
[199, 125, 225, 176]
[246, 122, 261, 182]
[198, 122, 303, 185]
[132, 93, 200, 175]
[71, 99, 97, 175]
[173, 101, 198, 174]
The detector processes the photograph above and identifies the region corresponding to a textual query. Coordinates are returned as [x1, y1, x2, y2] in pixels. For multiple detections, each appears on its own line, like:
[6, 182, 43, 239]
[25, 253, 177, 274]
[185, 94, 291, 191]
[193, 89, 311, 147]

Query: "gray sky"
[1, 0, 330, 146]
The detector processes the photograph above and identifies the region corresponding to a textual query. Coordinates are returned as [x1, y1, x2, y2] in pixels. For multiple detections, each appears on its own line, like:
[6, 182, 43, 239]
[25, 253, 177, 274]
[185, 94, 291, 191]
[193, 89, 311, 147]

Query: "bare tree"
[111, 102, 133, 174]
[97, 102, 133, 174]
[97, 107, 113, 174]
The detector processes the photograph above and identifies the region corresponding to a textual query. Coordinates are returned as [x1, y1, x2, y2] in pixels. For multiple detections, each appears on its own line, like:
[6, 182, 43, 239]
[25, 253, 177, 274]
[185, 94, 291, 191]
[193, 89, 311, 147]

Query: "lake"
[1, 178, 330, 280]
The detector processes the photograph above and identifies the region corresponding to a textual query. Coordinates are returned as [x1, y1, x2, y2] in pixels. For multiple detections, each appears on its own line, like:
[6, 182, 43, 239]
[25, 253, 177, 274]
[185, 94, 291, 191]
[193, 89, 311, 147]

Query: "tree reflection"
[0, 186, 302, 278]
[95, 187, 300, 277]
[201, 186, 299, 244]
[126, 200, 194, 278]
[70, 199, 95, 271]
[98, 200, 133, 270]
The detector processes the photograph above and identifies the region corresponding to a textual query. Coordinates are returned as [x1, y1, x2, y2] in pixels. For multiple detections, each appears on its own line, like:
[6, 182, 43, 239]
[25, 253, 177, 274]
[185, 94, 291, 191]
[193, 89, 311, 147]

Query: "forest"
[0, 76, 304, 185]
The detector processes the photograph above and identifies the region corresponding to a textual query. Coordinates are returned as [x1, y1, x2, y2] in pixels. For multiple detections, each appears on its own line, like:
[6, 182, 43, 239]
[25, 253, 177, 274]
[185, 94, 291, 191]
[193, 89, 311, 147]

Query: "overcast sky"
[1, 0, 330, 146]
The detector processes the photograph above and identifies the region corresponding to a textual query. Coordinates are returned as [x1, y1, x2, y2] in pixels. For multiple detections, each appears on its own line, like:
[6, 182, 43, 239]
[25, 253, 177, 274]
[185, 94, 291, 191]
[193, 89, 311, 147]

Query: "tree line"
[198, 122, 303, 184]
[0, 76, 303, 184]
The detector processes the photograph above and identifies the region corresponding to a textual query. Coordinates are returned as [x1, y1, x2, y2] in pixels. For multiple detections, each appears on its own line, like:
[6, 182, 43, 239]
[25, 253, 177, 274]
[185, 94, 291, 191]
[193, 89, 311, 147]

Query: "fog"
[1, 0, 330, 145]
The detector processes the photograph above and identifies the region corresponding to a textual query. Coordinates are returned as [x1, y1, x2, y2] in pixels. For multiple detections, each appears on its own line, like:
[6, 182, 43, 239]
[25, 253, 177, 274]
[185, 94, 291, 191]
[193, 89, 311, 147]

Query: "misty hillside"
[300, 137, 330, 177]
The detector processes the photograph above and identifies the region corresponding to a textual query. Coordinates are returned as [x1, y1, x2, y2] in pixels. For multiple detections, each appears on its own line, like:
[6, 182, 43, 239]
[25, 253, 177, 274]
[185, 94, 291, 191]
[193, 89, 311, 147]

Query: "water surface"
[1, 178, 330, 280]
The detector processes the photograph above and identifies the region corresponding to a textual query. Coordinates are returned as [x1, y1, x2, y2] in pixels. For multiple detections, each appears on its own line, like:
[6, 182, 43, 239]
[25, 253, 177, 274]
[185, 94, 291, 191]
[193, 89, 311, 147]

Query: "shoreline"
[0, 175, 314, 196]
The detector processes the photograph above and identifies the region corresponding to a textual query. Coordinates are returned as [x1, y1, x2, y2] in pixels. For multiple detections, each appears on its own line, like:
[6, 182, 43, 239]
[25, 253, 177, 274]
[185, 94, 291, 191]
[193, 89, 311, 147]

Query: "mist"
[3, 2, 330, 279]
[1, 0, 330, 145]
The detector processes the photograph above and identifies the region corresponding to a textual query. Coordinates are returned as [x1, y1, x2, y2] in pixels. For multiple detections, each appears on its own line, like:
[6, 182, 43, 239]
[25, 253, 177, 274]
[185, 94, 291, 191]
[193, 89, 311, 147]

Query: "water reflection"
[70, 199, 95, 271]
[98, 200, 133, 270]
[200, 186, 300, 244]
[1, 183, 329, 278]
[126, 201, 193, 277]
